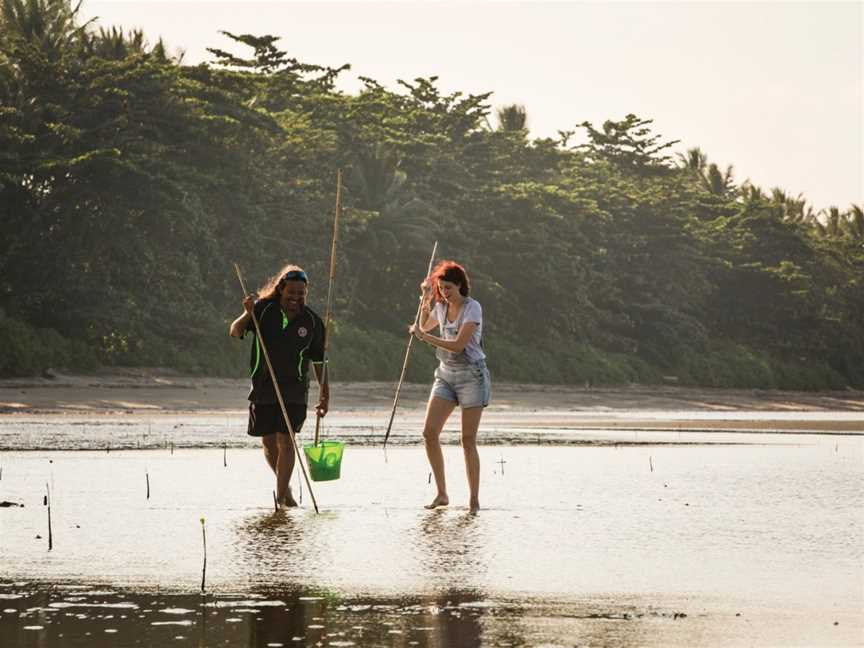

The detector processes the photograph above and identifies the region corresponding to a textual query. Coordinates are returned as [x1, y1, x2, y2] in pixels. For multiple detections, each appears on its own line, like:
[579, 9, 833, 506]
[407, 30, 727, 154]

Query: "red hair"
[428, 260, 470, 303]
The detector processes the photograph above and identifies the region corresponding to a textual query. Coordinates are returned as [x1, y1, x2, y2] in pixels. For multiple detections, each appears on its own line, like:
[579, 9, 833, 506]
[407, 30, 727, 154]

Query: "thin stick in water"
[200, 517, 207, 594]
[223, 443, 227, 468]
[46, 483, 53, 551]
[146, 469, 150, 500]
[649, 456, 654, 473]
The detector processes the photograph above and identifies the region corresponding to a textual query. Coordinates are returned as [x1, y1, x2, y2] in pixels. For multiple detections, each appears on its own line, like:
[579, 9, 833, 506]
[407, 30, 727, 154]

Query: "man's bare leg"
[262, 434, 278, 473]
[275, 433, 297, 507]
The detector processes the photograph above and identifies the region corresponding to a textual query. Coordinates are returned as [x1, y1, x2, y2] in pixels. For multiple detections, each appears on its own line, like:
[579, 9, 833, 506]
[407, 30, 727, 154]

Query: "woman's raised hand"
[408, 323, 424, 340]
[418, 279, 433, 309]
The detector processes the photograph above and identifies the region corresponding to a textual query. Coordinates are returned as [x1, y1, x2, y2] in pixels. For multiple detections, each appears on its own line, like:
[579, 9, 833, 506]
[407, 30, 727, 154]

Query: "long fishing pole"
[314, 169, 342, 445]
[383, 240, 438, 448]
[234, 263, 320, 514]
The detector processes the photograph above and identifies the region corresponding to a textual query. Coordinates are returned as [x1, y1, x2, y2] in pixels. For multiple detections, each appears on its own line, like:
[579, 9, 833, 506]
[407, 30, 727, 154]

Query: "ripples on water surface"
[0, 429, 862, 646]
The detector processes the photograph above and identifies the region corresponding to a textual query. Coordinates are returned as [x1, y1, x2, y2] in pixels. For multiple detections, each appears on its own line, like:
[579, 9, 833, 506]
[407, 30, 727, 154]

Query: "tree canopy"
[2, 0, 862, 389]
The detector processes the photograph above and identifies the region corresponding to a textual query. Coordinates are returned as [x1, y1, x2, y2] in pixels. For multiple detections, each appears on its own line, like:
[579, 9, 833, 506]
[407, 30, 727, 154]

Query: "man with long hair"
[230, 264, 329, 507]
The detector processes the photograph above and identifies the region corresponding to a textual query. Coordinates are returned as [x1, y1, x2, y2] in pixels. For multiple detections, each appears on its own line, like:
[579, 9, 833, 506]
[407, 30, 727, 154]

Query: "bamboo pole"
[383, 240, 438, 448]
[234, 263, 320, 514]
[314, 169, 342, 445]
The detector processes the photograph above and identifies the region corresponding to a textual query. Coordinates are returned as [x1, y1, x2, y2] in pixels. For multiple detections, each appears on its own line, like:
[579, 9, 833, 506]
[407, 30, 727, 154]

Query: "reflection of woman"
[229, 265, 328, 508]
[409, 260, 491, 514]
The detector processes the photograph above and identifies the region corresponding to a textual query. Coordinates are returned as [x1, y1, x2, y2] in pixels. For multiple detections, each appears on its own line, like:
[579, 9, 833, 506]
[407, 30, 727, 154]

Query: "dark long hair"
[428, 260, 470, 303]
[257, 264, 306, 300]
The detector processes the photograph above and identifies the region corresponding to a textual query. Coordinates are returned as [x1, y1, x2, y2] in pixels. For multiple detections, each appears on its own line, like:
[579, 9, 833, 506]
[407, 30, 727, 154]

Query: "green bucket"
[303, 440, 345, 482]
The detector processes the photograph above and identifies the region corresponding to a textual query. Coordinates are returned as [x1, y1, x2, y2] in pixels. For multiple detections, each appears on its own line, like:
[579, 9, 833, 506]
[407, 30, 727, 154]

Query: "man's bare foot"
[469, 498, 480, 515]
[424, 495, 449, 509]
[277, 489, 298, 508]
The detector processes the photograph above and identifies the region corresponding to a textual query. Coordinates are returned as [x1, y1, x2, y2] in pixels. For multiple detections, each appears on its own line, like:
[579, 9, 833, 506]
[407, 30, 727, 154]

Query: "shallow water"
[1, 438, 862, 646]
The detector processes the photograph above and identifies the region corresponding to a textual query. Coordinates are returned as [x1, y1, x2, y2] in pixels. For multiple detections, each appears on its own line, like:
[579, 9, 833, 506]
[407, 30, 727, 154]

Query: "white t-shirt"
[432, 297, 485, 364]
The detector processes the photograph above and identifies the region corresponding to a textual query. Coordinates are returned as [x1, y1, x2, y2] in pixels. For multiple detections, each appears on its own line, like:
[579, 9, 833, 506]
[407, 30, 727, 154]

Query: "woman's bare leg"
[461, 406, 483, 514]
[423, 396, 457, 508]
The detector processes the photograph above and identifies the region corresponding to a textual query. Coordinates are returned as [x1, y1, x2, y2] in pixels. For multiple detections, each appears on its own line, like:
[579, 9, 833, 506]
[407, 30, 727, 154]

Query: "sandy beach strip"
[1, 373, 863, 435]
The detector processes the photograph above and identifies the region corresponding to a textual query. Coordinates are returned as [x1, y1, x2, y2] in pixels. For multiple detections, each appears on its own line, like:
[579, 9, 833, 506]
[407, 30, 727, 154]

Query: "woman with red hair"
[410, 260, 491, 514]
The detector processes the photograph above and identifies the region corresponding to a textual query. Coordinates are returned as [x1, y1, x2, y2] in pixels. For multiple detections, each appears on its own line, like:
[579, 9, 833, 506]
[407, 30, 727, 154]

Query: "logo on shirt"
[297, 327, 308, 338]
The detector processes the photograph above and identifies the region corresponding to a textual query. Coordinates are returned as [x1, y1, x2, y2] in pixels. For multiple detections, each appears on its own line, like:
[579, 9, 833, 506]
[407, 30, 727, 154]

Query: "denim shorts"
[431, 360, 491, 409]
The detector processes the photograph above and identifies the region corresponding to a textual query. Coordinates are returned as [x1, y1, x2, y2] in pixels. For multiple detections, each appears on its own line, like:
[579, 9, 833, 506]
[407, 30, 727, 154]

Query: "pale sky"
[83, 1, 863, 210]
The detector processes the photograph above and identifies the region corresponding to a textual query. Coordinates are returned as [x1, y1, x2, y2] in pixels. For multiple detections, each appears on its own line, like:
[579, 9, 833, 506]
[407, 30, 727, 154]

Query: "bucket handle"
[314, 412, 325, 446]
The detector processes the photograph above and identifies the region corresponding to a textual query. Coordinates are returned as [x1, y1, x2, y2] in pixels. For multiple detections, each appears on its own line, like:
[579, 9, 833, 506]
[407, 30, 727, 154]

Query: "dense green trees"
[1, 0, 862, 388]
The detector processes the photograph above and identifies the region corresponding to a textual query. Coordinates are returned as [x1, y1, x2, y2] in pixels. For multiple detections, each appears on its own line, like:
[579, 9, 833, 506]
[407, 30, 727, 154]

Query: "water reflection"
[242, 588, 494, 648]
[231, 509, 308, 586]
[0, 583, 508, 647]
[415, 509, 487, 588]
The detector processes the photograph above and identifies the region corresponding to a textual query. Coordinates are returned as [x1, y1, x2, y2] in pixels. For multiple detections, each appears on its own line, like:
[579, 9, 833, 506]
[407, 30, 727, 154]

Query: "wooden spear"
[383, 240, 438, 448]
[314, 169, 342, 445]
[234, 263, 320, 514]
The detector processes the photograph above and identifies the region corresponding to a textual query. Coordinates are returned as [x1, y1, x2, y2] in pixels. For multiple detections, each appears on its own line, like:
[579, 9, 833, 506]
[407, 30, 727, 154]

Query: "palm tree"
[704, 163, 735, 197]
[344, 143, 436, 251]
[79, 26, 157, 60]
[677, 147, 734, 197]
[770, 188, 811, 225]
[827, 207, 845, 237]
[345, 142, 407, 213]
[846, 205, 864, 240]
[0, 0, 93, 62]
[739, 182, 765, 206]
[677, 147, 707, 173]
[341, 142, 438, 317]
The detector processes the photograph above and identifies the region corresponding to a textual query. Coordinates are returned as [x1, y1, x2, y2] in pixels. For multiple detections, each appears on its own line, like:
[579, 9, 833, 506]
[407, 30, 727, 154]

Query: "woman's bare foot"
[424, 494, 449, 509]
[469, 498, 480, 515]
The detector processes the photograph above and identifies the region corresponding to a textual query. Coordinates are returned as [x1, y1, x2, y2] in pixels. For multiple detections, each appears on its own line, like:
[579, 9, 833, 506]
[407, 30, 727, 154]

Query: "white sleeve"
[463, 300, 482, 325]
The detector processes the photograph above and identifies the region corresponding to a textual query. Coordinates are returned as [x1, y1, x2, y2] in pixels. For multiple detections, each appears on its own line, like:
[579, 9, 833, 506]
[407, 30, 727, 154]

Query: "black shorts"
[247, 403, 307, 437]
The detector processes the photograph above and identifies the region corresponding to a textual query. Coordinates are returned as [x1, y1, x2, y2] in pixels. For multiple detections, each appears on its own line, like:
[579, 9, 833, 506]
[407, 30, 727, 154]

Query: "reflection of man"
[229, 265, 328, 507]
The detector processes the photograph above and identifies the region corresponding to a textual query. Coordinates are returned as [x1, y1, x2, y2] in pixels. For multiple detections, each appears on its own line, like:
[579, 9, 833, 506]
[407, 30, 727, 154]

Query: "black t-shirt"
[244, 299, 326, 405]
